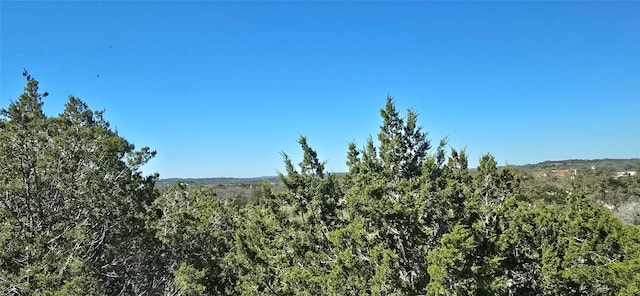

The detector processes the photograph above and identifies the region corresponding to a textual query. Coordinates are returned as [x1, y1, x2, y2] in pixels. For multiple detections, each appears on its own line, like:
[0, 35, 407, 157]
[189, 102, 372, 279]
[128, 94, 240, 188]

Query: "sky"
[1, 1, 639, 178]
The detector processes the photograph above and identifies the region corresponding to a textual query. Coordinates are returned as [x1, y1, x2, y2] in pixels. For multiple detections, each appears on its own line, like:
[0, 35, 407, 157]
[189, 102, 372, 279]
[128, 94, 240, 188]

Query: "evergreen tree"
[0, 72, 165, 294]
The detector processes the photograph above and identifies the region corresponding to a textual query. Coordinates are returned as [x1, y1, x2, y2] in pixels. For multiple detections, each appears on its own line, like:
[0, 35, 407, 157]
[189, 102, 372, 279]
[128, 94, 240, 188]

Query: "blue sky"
[1, 1, 639, 178]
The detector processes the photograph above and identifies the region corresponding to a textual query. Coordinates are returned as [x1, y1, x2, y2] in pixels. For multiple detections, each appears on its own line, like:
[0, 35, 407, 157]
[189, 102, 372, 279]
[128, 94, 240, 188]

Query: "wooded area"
[1, 73, 639, 295]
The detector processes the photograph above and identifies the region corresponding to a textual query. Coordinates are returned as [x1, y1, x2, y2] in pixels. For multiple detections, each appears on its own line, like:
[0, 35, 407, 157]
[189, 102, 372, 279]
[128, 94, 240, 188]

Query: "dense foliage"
[1, 74, 639, 295]
[0, 72, 168, 294]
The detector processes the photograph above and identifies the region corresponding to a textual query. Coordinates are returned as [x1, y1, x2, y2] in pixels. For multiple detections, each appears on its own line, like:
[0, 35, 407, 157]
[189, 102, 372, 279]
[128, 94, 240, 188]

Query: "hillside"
[512, 158, 640, 172]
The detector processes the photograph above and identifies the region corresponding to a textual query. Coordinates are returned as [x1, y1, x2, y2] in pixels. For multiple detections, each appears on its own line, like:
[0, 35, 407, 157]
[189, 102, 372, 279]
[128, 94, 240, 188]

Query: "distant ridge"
[156, 176, 280, 187]
[157, 159, 639, 186]
[156, 172, 348, 187]
[512, 158, 640, 171]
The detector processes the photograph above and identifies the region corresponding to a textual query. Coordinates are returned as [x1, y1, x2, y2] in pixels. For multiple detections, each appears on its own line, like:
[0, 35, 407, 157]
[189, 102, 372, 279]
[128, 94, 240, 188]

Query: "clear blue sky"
[1, 2, 639, 178]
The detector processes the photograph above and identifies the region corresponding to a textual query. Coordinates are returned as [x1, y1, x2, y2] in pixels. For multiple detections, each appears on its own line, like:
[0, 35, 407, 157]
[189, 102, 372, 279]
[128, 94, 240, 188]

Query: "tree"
[0, 72, 165, 295]
[342, 96, 471, 294]
[228, 137, 344, 295]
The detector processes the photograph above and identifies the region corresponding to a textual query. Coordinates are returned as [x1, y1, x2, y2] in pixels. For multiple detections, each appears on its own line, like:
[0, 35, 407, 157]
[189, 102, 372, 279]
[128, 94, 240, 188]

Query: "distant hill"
[156, 172, 347, 187]
[513, 158, 640, 171]
[156, 176, 280, 187]
[157, 159, 639, 186]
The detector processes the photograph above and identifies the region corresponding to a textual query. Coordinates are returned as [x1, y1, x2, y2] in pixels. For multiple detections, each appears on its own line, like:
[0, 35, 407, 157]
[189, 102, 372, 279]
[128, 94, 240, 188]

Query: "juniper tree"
[0, 72, 164, 295]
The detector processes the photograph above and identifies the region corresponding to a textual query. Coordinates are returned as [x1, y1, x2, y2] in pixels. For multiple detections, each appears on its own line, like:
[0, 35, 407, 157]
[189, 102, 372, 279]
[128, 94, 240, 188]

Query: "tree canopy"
[1, 74, 639, 295]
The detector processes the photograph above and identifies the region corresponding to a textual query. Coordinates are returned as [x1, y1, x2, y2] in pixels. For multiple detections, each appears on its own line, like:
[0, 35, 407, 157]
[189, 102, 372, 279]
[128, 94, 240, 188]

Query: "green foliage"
[0, 72, 165, 295]
[174, 263, 207, 296]
[153, 183, 239, 294]
[427, 225, 477, 296]
[2, 75, 639, 295]
[227, 96, 640, 296]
